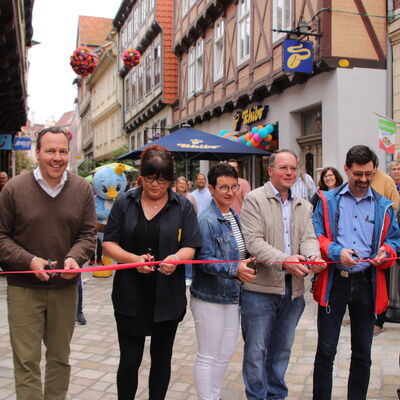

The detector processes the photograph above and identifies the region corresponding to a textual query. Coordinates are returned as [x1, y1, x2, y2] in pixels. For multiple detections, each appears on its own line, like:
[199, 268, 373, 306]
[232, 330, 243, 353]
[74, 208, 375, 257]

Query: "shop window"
[302, 107, 322, 136]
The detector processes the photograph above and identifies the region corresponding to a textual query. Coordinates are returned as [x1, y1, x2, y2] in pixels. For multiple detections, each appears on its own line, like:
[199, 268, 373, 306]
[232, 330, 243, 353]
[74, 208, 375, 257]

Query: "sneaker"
[88, 260, 95, 265]
[373, 325, 383, 336]
[76, 312, 87, 325]
[96, 259, 104, 265]
[185, 279, 192, 287]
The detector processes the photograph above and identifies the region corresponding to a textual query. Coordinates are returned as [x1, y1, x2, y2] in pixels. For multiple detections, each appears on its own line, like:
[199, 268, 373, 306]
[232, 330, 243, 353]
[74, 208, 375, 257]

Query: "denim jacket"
[190, 200, 243, 304]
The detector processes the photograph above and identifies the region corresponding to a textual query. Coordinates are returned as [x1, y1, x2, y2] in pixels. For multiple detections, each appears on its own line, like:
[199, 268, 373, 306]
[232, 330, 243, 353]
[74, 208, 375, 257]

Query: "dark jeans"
[77, 275, 83, 314]
[313, 270, 375, 400]
[117, 326, 178, 400]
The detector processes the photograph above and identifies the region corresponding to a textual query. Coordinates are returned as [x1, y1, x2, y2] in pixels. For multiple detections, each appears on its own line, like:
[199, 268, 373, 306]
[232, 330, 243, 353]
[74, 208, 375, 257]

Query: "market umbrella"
[118, 127, 270, 161]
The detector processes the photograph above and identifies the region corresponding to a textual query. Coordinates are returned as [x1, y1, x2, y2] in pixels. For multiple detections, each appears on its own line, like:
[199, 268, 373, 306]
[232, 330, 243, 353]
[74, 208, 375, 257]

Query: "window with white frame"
[195, 40, 203, 92]
[272, 0, 291, 42]
[134, 7, 139, 32]
[154, 44, 161, 85]
[124, 76, 130, 111]
[148, 0, 154, 12]
[145, 53, 152, 93]
[142, 0, 146, 23]
[138, 64, 144, 100]
[131, 12, 135, 36]
[182, 0, 188, 16]
[131, 69, 137, 106]
[237, 0, 250, 63]
[187, 46, 195, 96]
[127, 16, 132, 41]
[214, 20, 224, 81]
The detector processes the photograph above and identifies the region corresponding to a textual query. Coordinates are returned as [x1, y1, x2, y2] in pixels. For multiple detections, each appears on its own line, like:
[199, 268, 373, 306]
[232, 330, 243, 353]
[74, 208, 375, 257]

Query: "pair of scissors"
[352, 250, 368, 261]
[44, 259, 59, 278]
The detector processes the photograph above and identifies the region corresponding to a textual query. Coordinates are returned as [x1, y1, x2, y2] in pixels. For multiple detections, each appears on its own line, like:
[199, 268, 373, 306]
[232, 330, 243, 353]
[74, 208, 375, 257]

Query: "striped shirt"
[222, 212, 246, 260]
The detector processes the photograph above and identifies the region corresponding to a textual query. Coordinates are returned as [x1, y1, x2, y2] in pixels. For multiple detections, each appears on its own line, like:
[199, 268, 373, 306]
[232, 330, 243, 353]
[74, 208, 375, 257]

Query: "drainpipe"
[386, 0, 394, 168]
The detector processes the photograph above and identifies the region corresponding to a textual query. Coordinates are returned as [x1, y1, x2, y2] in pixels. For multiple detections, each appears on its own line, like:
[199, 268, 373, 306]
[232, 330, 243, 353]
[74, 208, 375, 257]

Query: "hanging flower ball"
[70, 46, 99, 76]
[64, 129, 73, 141]
[122, 48, 141, 68]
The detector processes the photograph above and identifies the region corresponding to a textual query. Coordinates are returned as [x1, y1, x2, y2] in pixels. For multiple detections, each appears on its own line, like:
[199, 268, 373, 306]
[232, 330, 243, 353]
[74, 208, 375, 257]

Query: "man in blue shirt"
[191, 173, 212, 215]
[312, 145, 400, 400]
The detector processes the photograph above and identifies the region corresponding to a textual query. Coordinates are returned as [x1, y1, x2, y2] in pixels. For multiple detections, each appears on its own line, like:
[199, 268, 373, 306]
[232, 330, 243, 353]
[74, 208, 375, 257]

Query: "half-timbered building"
[114, 0, 178, 151]
[173, 0, 389, 180]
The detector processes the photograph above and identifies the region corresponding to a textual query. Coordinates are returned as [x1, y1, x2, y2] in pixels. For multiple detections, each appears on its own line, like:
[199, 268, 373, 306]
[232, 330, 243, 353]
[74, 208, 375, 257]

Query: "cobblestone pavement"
[0, 273, 399, 400]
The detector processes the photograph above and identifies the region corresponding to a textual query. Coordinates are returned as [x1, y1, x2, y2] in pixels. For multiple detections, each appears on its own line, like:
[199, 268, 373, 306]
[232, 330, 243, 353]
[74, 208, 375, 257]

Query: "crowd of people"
[0, 126, 399, 400]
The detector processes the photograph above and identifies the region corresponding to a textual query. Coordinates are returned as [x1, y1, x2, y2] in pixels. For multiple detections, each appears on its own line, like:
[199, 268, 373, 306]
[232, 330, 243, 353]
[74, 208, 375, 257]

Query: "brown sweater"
[0, 171, 97, 288]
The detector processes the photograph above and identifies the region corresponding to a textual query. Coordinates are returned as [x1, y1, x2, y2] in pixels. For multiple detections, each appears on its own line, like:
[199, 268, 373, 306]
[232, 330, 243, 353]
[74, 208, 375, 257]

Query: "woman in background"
[311, 167, 343, 210]
[175, 176, 198, 214]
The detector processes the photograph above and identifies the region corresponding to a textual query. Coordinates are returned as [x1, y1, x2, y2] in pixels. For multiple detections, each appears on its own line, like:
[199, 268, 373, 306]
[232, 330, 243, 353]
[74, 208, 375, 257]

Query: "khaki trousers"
[7, 284, 77, 400]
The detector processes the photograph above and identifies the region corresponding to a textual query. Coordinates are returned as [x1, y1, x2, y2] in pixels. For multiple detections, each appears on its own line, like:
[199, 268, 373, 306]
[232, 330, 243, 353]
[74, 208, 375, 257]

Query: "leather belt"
[336, 268, 371, 279]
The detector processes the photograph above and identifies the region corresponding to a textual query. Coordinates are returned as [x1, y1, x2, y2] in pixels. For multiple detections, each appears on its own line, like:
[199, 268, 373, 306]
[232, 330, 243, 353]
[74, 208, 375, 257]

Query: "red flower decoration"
[122, 48, 141, 68]
[70, 46, 99, 76]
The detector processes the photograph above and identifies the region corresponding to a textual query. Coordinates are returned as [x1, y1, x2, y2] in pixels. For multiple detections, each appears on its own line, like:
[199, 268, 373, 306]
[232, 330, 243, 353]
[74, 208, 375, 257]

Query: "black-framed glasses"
[351, 171, 374, 178]
[215, 184, 240, 194]
[143, 175, 169, 184]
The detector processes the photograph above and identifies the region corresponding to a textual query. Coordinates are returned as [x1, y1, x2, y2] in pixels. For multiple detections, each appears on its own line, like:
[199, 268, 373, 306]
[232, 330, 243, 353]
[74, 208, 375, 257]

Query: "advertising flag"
[379, 118, 396, 154]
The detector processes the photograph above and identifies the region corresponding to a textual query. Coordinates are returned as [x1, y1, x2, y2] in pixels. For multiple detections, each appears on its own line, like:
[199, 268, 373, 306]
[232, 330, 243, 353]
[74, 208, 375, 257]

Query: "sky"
[27, 0, 121, 125]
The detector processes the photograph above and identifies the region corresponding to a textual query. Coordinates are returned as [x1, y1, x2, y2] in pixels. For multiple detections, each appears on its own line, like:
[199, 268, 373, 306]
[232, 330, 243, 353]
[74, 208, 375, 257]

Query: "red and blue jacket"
[312, 184, 400, 315]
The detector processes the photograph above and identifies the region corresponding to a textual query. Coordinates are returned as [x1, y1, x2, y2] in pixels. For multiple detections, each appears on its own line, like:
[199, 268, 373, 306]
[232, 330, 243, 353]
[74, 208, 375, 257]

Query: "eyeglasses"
[215, 184, 241, 194]
[351, 171, 374, 178]
[143, 175, 169, 184]
[323, 173, 335, 179]
[271, 165, 298, 173]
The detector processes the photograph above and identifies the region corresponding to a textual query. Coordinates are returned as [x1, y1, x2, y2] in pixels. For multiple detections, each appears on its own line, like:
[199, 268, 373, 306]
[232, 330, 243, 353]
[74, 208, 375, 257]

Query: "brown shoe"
[373, 325, 384, 336]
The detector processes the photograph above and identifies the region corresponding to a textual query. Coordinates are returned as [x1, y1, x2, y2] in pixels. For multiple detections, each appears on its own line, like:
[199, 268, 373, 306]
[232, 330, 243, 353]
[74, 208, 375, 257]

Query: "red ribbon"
[0, 257, 398, 275]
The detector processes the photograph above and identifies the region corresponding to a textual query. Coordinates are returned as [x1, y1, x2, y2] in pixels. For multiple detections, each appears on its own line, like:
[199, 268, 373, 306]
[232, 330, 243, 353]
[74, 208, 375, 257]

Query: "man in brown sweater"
[0, 127, 97, 400]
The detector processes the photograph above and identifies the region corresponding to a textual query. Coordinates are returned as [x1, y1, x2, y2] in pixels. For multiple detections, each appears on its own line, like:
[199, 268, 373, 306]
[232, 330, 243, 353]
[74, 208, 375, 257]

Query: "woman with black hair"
[311, 167, 343, 210]
[103, 145, 202, 400]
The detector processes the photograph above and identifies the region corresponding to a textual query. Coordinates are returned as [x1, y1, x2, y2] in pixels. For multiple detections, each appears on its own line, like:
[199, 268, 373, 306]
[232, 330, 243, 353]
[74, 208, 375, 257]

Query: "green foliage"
[15, 151, 36, 174]
[77, 159, 96, 177]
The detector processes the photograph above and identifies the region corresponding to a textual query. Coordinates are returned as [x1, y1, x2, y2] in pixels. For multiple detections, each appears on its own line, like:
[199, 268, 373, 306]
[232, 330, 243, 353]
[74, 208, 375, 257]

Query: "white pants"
[190, 296, 240, 400]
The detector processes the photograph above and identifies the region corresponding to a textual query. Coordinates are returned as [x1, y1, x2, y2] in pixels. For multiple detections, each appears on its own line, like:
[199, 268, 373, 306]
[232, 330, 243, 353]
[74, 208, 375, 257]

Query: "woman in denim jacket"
[190, 163, 256, 400]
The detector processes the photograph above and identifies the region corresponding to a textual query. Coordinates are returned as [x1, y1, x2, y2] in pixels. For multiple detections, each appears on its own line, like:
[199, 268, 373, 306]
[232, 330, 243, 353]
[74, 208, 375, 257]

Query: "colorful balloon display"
[218, 123, 277, 150]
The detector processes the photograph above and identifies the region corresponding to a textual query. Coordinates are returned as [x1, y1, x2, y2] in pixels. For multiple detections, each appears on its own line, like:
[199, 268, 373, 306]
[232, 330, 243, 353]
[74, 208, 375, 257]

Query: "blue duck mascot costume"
[92, 163, 127, 277]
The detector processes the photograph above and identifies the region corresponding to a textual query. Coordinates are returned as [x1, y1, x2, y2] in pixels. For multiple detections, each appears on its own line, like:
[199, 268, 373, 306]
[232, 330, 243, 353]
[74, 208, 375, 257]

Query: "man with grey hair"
[0, 171, 8, 192]
[240, 149, 327, 400]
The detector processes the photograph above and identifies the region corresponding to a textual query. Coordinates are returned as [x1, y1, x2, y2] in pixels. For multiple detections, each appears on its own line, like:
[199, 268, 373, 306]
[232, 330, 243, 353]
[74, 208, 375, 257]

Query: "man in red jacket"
[312, 145, 400, 400]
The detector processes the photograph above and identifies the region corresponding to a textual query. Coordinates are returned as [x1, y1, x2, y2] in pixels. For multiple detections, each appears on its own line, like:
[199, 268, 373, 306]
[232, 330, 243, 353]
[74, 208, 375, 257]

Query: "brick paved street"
[0, 273, 398, 400]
